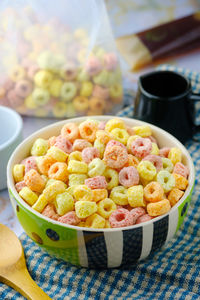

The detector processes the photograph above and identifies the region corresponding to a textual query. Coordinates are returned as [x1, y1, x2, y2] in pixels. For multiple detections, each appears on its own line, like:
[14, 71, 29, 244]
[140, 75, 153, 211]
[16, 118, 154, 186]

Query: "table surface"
[1, 0, 200, 236]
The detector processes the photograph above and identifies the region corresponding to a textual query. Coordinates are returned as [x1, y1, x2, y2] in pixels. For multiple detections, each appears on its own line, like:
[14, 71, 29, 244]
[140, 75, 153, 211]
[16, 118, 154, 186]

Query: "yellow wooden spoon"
[0, 223, 52, 300]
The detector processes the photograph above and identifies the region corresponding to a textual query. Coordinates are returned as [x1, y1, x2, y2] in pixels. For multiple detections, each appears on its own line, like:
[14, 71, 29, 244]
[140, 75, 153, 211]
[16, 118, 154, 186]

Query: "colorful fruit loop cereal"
[0, 6, 123, 117]
[13, 119, 190, 229]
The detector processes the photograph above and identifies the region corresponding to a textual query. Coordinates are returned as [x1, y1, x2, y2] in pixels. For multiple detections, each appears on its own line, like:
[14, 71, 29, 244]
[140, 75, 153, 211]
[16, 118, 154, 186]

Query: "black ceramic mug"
[134, 70, 200, 143]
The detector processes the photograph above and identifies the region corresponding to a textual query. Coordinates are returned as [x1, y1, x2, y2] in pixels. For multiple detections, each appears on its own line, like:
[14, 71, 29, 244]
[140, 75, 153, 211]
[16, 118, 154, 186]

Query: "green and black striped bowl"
[7, 116, 195, 268]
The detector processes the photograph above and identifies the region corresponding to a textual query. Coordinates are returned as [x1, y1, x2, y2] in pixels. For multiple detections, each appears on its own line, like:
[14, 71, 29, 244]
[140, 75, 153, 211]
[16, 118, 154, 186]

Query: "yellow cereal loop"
[34, 70, 53, 89]
[13, 164, 25, 183]
[19, 187, 38, 206]
[45, 179, 67, 189]
[147, 199, 171, 217]
[168, 148, 182, 165]
[94, 139, 105, 159]
[133, 125, 152, 137]
[137, 161, 157, 181]
[97, 198, 117, 219]
[85, 213, 105, 228]
[110, 186, 128, 205]
[49, 79, 63, 97]
[105, 220, 111, 228]
[110, 128, 129, 145]
[31, 138, 49, 156]
[68, 151, 82, 162]
[74, 185, 93, 202]
[105, 118, 126, 133]
[66, 185, 78, 196]
[68, 174, 87, 186]
[127, 185, 145, 207]
[43, 181, 66, 202]
[32, 194, 48, 213]
[55, 192, 74, 215]
[104, 168, 119, 190]
[25, 95, 37, 109]
[92, 189, 108, 202]
[80, 81, 93, 97]
[88, 158, 106, 177]
[47, 146, 68, 162]
[68, 160, 88, 174]
[127, 135, 140, 153]
[75, 201, 97, 219]
[150, 143, 159, 155]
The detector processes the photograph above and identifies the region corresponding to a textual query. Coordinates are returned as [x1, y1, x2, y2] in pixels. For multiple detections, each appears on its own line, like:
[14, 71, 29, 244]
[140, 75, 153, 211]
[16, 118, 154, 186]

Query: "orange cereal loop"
[144, 181, 164, 203]
[128, 154, 139, 168]
[61, 122, 79, 142]
[87, 109, 103, 116]
[173, 173, 188, 191]
[147, 199, 171, 217]
[24, 169, 46, 193]
[48, 162, 68, 182]
[89, 97, 105, 112]
[37, 155, 56, 176]
[42, 204, 59, 220]
[79, 120, 98, 143]
[168, 188, 184, 207]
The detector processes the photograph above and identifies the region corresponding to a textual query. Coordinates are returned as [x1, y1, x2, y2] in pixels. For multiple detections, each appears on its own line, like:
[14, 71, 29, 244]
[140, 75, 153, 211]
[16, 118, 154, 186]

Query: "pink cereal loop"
[58, 211, 80, 225]
[136, 214, 153, 224]
[93, 86, 109, 100]
[15, 181, 26, 192]
[82, 147, 100, 164]
[54, 135, 73, 154]
[42, 204, 59, 220]
[131, 138, 152, 159]
[119, 166, 139, 188]
[106, 139, 126, 151]
[142, 154, 163, 172]
[173, 162, 189, 178]
[109, 208, 133, 228]
[103, 53, 118, 71]
[24, 156, 37, 173]
[85, 56, 102, 76]
[73, 139, 92, 151]
[61, 122, 79, 142]
[147, 136, 158, 144]
[104, 145, 128, 169]
[85, 176, 107, 189]
[159, 147, 170, 158]
[98, 121, 107, 130]
[129, 207, 146, 224]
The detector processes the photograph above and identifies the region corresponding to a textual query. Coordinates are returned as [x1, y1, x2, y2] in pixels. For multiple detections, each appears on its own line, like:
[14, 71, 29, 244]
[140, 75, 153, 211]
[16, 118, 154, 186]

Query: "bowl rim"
[7, 115, 195, 232]
[0, 106, 23, 151]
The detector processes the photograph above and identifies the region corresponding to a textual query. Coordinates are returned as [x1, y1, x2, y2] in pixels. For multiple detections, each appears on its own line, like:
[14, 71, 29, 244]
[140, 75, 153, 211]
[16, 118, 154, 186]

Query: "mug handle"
[189, 93, 200, 141]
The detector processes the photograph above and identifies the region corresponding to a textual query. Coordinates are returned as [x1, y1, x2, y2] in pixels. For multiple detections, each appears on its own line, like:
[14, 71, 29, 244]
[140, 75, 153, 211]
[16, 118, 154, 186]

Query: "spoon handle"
[1, 266, 52, 300]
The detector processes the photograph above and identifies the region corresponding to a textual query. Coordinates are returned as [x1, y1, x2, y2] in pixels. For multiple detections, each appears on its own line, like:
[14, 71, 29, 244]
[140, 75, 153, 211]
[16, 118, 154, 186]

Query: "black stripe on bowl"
[121, 227, 143, 267]
[150, 215, 169, 256]
[83, 231, 107, 269]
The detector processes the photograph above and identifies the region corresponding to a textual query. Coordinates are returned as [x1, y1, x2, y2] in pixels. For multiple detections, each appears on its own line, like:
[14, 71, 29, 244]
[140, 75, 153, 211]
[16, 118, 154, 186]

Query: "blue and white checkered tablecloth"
[1, 65, 200, 300]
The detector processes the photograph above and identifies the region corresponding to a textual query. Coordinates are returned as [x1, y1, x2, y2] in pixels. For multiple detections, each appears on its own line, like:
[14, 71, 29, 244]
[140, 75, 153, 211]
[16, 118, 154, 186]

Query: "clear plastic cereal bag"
[0, 0, 123, 118]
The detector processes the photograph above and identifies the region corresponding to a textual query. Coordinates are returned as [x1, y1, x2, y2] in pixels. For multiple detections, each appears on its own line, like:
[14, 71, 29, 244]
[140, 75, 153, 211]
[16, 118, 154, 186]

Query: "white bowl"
[0, 106, 23, 190]
[7, 116, 195, 268]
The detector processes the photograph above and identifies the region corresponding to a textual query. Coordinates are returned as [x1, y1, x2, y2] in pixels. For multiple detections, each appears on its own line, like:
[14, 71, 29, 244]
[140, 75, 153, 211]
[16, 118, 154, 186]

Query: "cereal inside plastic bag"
[0, 0, 123, 118]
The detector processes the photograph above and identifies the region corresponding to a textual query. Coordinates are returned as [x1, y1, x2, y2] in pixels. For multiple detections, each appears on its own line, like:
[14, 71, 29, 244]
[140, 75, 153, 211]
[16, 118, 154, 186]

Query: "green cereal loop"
[162, 158, 173, 173]
[157, 170, 175, 193]
[110, 186, 128, 205]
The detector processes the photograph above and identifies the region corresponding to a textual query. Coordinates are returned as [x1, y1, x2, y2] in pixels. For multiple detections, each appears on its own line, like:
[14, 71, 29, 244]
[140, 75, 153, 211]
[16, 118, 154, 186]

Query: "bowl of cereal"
[7, 116, 195, 268]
